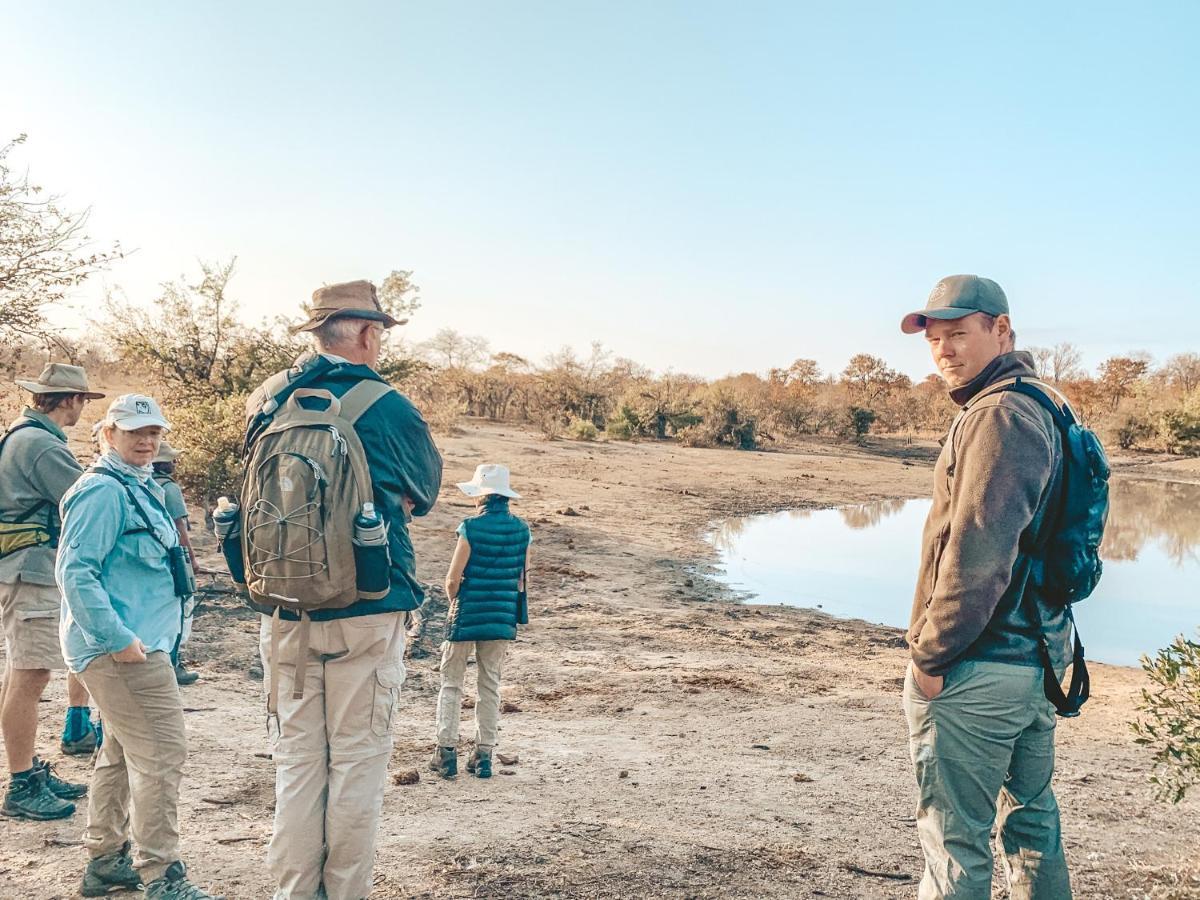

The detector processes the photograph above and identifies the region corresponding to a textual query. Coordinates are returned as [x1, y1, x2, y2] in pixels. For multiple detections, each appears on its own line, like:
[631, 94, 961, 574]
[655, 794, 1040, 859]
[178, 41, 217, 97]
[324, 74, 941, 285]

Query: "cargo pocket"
[371, 663, 405, 736]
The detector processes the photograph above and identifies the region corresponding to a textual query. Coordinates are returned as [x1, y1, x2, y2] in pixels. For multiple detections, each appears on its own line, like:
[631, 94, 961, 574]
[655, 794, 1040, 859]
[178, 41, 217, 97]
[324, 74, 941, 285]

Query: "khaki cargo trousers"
[435, 640, 508, 749]
[79, 651, 186, 883]
[259, 611, 406, 900]
[903, 659, 1072, 900]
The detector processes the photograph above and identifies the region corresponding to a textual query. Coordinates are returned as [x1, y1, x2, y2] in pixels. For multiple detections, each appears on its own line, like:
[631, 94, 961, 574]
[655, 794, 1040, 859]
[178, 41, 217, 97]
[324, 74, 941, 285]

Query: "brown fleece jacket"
[907, 352, 1071, 676]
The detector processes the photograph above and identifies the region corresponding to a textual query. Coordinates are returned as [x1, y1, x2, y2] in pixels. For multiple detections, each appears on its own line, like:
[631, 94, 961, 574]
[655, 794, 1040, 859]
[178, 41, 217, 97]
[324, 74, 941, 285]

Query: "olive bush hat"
[901, 275, 1009, 334]
[292, 280, 407, 333]
[15, 363, 105, 399]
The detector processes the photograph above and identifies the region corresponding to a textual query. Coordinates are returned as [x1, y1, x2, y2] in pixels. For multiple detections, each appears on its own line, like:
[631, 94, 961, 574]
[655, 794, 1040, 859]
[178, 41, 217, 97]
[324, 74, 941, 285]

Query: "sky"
[3, 2, 1198, 381]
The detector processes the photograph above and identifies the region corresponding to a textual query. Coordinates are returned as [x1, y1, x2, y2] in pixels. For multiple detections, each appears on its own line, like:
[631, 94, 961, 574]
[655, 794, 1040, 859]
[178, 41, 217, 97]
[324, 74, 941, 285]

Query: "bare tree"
[1029, 343, 1084, 383]
[420, 328, 491, 369]
[0, 134, 121, 351]
[1163, 353, 1200, 394]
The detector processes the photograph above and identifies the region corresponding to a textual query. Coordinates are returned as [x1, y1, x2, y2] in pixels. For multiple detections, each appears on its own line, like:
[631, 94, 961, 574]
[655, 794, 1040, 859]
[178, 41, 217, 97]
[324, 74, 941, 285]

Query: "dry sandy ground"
[2, 419, 1197, 899]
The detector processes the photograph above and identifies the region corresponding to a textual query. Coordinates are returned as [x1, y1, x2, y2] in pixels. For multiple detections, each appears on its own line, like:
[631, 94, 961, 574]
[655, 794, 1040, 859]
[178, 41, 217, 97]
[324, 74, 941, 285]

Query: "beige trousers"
[435, 640, 508, 749]
[259, 612, 406, 900]
[79, 651, 186, 883]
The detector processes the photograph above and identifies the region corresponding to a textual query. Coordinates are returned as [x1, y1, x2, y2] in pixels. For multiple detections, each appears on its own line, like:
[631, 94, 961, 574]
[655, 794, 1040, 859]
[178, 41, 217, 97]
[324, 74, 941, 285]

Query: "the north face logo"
[135, 400, 151, 415]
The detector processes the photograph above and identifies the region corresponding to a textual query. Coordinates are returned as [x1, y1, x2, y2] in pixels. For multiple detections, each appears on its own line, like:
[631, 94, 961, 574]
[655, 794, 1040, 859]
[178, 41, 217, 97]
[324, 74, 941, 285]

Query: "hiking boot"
[174, 662, 199, 686]
[34, 756, 88, 800]
[81, 841, 142, 897]
[62, 722, 99, 756]
[429, 746, 457, 778]
[144, 861, 223, 900]
[466, 747, 492, 779]
[1, 767, 76, 820]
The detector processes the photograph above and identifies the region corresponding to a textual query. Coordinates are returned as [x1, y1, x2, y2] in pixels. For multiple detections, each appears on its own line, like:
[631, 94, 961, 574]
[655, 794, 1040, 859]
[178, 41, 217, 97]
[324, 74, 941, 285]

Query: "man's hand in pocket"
[913, 665, 944, 700]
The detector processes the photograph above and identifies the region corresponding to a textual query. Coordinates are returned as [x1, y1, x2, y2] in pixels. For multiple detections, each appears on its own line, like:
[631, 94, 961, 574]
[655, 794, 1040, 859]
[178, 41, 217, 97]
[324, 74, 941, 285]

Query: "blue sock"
[63, 706, 92, 743]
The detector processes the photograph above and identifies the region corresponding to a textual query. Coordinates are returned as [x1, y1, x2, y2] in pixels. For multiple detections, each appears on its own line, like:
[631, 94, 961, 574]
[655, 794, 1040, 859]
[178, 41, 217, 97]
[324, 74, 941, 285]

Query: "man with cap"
[152, 441, 199, 685]
[0, 363, 102, 821]
[243, 280, 443, 900]
[900, 275, 1074, 898]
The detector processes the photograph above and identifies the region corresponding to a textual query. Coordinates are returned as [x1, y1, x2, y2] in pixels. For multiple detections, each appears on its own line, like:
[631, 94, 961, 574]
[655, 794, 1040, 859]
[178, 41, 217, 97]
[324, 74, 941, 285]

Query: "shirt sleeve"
[162, 482, 188, 521]
[362, 393, 444, 519]
[455, 521, 467, 539]
[56, 480, 138, 655]
[29, 443, 84, 505]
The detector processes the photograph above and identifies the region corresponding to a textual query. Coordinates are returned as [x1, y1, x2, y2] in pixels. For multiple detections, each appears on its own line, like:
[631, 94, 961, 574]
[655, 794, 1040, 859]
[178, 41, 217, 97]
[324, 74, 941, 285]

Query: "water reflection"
[706, 478, 1200, 667]
[1102, 479, 1200, 566]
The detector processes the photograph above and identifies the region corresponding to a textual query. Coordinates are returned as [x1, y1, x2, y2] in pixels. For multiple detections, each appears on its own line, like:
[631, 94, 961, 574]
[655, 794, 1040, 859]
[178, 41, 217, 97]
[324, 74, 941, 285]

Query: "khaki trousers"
[903, 659, 1072, 900]
[79, 651, 186, 883]
[259, 612, 406, 900]
[435, 640, 508, 749]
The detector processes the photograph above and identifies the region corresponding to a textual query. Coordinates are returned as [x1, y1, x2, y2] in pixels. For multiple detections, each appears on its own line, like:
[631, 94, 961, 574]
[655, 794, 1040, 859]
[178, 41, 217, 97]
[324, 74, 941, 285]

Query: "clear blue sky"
[4, 2, 1197, 380]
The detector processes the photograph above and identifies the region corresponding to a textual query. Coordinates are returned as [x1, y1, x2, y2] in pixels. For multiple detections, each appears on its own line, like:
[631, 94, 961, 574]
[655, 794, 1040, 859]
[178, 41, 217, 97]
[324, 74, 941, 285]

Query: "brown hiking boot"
[429, 746, 457, 778]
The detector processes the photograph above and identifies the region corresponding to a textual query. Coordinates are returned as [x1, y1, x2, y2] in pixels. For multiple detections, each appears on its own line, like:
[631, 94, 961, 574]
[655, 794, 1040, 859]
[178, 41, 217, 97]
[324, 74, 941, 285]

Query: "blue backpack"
[976, 377, 1110, 717]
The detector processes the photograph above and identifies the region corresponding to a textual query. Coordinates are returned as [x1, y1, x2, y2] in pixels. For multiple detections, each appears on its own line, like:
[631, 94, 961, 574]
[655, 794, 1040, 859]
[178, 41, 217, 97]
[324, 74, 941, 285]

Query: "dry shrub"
[567, 418, 597, 441]
[422, 395, 463, 435]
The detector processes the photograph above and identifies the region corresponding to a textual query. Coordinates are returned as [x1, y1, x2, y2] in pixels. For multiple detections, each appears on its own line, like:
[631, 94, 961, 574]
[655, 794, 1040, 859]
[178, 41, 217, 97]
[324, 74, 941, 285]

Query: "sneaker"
[144, 861, 223, 900]
[1, 767, 76, 820]
[174, 663, 199, 686]
[467, 748, 492, 779]
[429, 746, 457, 778]
[34, 756, 87, 800]
[62, 722, 99, 756]
[81, 841, 142, 897]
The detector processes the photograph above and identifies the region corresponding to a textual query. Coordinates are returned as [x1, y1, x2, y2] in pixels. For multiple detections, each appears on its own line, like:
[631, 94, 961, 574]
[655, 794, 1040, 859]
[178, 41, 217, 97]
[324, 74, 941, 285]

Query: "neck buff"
[101, 447, 154, 483]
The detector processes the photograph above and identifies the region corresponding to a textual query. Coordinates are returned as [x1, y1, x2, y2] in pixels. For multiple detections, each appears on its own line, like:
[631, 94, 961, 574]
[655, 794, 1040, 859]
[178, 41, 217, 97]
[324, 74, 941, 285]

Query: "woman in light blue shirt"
[56, 394, 219, 900]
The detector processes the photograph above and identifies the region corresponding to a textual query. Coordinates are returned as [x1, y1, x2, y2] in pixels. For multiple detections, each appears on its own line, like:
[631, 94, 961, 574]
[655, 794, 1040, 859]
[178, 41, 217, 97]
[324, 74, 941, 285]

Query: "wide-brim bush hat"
[292, 279, 407, 333]
[103, 394, 172, 431]
[901, 274, 1009, 334]
[153, 440, 183, 463]
[15, 363, 105, 399]
[456, 464, 521, 499]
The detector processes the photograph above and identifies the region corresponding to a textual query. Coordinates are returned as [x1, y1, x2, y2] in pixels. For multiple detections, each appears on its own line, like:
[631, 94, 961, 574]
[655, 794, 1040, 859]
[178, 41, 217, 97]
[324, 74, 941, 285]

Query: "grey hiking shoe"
[467, 748, 492, 779]
[145, 861, 223, 900]
[1, 766, 76, 820]
[429, 746, 457, 778]
[174, 662, 199, 686]
[34, 756, 88, 800]
[62, 723, 99, 756]
[81, 841, 142, 897]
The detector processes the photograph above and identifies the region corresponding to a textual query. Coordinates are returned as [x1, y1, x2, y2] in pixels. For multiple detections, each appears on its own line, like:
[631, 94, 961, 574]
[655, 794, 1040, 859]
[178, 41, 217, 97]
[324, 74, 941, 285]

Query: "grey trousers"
[903, 659, 1073, 899]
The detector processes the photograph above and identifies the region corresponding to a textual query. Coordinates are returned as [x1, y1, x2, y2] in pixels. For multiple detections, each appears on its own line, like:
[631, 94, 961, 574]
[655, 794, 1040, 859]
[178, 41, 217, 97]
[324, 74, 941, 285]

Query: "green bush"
[845, 406, 877, 439]
[605, 418, 635, 440]
[567, 418, 598, 441]
[1159, 409, 1200, 455]
[1132, 632, 1200, 803]
[168, 393, 249, 510]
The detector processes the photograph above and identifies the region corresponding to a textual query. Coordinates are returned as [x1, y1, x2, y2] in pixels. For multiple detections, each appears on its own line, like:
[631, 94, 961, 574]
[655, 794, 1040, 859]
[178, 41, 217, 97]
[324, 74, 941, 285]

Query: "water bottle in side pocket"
[213, 496, 246, 586]
[353, 502, 390, 599]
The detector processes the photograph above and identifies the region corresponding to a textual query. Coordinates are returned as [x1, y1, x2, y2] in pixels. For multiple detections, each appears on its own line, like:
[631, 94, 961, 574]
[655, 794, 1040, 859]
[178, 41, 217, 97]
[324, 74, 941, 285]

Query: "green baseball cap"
[901, 274, 1009, 334]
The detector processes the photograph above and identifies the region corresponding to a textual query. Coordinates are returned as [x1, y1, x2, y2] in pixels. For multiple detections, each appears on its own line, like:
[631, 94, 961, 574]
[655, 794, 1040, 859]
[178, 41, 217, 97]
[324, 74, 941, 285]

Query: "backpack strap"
[336, 379, 392, 425]
[0, 419, 63, 538]
[971, 376, 1091, 717]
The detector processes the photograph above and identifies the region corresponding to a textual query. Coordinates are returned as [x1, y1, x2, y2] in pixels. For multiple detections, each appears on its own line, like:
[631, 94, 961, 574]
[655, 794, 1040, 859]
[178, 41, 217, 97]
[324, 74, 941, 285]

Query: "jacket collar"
[948, 351, 1038, 407]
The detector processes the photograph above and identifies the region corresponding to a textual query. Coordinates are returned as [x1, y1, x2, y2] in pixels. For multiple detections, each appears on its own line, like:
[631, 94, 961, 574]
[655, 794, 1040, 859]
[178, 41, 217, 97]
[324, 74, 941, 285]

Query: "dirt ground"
[2, 418, 1197, 899]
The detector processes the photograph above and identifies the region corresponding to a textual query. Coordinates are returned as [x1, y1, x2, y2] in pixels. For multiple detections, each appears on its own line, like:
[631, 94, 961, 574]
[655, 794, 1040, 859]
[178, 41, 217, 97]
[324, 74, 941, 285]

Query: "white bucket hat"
[456, 464, 520, 500]
[103, 394, 172, 432]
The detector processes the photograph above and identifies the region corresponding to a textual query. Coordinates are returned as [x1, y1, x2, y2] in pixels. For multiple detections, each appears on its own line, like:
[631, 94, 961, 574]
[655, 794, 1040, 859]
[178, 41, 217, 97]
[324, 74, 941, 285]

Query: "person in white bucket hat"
[431, 464, 532, 779]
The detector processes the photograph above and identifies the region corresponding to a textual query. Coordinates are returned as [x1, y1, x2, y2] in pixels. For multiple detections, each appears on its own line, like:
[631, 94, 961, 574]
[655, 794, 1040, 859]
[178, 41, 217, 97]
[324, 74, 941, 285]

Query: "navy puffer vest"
[449, 505, 530, 642]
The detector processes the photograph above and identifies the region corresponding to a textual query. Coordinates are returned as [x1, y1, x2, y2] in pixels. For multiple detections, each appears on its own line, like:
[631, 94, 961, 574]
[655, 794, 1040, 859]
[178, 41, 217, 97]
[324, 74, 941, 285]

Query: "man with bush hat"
[0, 363, 103, 820]
[242, 280, 442, 900]
[900, 275, 1074, 898]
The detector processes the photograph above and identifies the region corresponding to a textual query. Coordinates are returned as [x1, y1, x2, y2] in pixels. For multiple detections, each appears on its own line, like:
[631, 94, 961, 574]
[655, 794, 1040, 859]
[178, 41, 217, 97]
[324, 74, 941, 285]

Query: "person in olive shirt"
[0, 364, 103, 821]
[151, 441, 199, 685]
